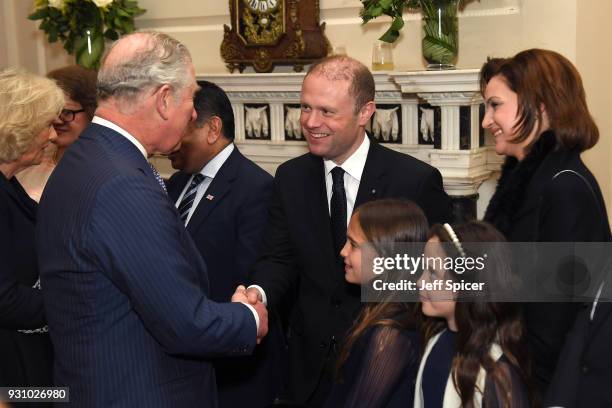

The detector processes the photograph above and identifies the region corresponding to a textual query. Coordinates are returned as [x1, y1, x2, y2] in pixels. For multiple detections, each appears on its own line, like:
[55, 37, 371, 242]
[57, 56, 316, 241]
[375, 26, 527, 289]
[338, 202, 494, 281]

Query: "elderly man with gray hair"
[36, 31, 268, 407]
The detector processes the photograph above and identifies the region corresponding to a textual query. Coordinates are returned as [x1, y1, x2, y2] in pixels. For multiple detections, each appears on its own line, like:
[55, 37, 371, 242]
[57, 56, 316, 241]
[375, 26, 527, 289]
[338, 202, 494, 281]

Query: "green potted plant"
[29, 0, 146, 69]
[361, 0, 473, 70]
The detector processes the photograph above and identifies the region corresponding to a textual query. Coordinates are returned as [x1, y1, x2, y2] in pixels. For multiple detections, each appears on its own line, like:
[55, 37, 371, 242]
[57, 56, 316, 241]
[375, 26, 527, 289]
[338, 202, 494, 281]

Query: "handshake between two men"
[233, 285, 268, 344]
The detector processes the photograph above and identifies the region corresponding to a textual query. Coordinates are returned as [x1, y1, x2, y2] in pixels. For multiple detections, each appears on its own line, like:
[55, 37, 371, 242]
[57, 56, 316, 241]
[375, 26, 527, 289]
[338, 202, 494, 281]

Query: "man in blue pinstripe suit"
[36, 32, 267, 407]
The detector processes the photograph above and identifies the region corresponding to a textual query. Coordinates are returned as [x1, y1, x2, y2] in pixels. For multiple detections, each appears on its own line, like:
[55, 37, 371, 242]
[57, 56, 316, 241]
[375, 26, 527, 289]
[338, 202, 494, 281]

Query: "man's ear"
[206, 116, 223, 144]
[357, 101, 376, 127]
[155, 85, 173, 120]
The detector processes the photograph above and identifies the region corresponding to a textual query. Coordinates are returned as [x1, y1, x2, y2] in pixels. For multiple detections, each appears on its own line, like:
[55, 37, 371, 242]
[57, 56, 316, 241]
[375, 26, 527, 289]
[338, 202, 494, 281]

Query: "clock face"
[247, 0, 278, 13]
[239, 0, 285, 45]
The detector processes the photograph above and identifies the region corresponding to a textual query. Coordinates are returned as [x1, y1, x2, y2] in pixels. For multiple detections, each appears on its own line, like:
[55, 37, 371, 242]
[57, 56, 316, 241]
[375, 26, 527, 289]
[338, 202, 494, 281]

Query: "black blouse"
[325, 324, 420, 408]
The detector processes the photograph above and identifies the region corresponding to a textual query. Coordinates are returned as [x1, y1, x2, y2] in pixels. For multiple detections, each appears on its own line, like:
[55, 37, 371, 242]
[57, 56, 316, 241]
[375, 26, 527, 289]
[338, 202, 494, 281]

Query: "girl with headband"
[416, 221, 530, 407]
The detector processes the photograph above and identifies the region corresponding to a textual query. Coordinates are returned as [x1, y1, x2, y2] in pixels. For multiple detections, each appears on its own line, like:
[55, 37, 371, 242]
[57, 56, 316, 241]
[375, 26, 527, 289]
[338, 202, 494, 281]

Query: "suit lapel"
[355, 141, 384, 210]
[186, 149, 240, 234]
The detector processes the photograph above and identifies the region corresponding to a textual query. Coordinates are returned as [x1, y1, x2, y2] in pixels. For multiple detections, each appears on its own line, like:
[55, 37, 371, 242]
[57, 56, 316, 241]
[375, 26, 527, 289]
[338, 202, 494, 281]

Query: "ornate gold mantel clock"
[221, 0, 330, 73]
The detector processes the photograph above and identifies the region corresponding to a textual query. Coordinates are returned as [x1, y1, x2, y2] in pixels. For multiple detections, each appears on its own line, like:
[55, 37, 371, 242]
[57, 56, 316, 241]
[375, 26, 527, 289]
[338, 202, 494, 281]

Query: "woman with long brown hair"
[416, 221, 529, 407]
[480, 49, 611, 397]
[325, 199, 428, 408]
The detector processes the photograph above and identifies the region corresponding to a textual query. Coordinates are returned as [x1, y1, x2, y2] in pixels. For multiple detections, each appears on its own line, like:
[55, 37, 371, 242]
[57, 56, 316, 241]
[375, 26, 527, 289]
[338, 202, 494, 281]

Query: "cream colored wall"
[2, 0, 610, 214]
[131, 0, 578, 74]
[0, 3, 8, 67]
[576, 0, 612, 219]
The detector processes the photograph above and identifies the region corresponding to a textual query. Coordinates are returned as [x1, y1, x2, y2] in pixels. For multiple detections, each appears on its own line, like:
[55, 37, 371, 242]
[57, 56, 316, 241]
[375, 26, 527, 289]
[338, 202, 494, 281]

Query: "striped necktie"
[148, 162, 167, 194]
[178, 174, 206, 223]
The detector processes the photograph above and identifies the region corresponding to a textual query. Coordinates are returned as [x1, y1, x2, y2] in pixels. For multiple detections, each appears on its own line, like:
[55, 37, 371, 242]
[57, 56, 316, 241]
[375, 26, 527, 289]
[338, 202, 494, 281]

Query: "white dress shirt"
[323, 134, 370, 226]
[251, 134, 370, 305]
[175, 143, 235, 225]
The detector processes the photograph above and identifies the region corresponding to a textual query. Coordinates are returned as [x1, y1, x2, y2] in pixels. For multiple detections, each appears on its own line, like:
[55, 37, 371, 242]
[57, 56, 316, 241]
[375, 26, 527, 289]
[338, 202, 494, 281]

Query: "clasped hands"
[232, 285, 267, 344]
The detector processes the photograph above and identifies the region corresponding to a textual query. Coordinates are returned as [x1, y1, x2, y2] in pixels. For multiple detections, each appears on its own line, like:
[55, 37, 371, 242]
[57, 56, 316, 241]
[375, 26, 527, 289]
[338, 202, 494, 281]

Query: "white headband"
[443, 223, 466, 257]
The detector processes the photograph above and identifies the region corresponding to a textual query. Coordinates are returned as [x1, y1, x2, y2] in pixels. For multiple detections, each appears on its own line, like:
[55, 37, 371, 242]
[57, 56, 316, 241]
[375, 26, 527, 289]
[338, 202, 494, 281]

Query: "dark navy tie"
[178, 174, 205, 223]
[148, 163, 167, 194]
[330, 167, 347, 256]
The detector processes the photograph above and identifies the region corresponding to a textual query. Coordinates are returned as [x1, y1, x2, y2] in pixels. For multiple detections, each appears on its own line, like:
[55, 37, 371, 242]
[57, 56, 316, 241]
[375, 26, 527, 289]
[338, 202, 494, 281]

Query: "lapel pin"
[206, 194, 215, 201]
[371, 189, 377, 195]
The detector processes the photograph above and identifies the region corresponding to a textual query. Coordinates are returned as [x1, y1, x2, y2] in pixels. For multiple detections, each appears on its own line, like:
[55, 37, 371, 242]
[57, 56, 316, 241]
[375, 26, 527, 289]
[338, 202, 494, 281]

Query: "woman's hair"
[423, 221, 529, 407]
[479, 48, 598, 152]
[47, 65, 98, 120]
[337, 199, 429, 375]
[0, 68, 64, 163]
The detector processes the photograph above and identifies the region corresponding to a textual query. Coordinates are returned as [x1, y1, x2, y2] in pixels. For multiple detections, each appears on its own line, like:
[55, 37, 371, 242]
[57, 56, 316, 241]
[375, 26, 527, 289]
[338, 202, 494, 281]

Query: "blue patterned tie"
[330, 167, 347, 256]
[148, 162, 167, 194]
[178, 174, 206, 223]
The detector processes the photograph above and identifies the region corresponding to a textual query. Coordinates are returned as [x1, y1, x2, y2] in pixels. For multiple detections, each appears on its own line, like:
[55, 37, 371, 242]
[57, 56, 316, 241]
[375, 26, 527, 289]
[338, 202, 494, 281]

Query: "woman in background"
[416, 221, 529, 407]
[480, 49, 611, 397]
[325, 199, 428, 407]
[0, 68, 64, 390]
[17, 65, 97, 201]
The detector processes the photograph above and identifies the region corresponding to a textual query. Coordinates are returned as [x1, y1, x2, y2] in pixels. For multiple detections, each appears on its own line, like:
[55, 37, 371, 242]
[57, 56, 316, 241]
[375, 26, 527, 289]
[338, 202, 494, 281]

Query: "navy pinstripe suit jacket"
[36, 124, 256, 407]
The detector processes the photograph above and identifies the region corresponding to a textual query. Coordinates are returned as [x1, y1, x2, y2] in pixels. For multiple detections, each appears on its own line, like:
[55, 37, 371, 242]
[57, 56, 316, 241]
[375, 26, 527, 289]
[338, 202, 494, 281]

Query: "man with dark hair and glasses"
[17, 65, 97, 201]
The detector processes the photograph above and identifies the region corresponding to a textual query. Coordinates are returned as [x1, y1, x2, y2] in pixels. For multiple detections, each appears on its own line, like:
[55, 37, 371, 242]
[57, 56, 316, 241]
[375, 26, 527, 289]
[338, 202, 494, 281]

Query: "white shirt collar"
[92, 116, 148, 158]
[198, 143, 234, 179]
[323, 134, 370, 181]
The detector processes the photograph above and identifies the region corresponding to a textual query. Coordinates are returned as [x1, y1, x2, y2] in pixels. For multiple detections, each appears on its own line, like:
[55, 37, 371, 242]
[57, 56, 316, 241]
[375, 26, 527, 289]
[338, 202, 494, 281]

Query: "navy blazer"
[167, 147, 283, 407]
[251, 140, 452, 404]
[167, 147, 273, 302]
[37, 124, 257, 407]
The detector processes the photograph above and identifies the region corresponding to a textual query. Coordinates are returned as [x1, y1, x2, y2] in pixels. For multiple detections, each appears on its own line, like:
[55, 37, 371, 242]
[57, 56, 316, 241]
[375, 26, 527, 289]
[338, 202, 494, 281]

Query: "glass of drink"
[372, 41, 394, 71]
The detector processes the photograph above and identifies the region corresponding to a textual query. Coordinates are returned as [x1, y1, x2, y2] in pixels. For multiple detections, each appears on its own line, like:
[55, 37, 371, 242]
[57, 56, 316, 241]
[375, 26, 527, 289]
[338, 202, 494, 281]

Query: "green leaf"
[370, 6, 383, 17]
[28, 8, 48, 20]
[378, 15, 404, 43]
[116, 8, 130, 18]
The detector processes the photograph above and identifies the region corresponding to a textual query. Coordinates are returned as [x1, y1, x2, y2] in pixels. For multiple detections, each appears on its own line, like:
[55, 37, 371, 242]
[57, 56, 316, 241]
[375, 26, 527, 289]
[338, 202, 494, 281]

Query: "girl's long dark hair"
[422, 221, 531, 407]
[336, 199, 428, 375]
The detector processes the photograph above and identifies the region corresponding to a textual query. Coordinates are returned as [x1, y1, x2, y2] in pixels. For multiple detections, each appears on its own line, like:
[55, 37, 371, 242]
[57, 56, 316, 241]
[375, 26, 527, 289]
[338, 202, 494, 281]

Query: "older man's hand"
[232, 285, 268, 344]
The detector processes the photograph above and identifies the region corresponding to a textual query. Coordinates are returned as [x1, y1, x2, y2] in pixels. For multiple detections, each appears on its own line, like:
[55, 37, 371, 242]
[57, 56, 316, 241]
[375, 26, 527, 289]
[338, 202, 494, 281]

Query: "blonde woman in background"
[17, 65, 97, 202]
[0, 68, 63, 389]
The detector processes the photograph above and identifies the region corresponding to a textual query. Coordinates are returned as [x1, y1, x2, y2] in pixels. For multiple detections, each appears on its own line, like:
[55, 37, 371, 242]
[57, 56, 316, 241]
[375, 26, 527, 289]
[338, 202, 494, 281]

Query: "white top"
[414, 330, 503, 408]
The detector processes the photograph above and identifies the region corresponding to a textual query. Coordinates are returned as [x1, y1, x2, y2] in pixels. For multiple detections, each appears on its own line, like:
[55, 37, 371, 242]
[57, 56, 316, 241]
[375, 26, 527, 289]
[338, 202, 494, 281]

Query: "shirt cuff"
[247, 284, 267, 306]
[241, 302, 259, 333]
